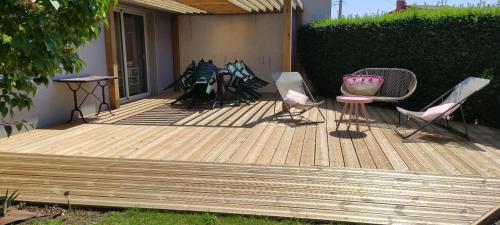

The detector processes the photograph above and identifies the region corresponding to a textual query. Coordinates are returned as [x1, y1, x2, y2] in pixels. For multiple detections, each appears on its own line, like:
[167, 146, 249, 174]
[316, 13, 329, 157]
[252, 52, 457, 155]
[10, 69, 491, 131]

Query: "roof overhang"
[122, 0, 303, 14]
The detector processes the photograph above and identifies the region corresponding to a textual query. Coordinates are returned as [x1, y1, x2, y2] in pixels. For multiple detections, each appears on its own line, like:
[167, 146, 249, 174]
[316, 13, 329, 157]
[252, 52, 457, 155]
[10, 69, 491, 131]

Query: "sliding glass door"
[114, 10, 149, 101]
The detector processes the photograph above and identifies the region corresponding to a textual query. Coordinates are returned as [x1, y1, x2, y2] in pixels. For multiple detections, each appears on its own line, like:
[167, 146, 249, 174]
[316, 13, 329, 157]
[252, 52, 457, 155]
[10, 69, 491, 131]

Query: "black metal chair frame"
[184, 60, 222, 108]
[225, 61, 267, 104]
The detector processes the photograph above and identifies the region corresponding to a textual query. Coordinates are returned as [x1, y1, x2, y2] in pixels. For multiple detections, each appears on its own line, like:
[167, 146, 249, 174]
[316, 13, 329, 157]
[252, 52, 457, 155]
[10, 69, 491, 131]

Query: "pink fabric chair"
[395, 77, 490, 139]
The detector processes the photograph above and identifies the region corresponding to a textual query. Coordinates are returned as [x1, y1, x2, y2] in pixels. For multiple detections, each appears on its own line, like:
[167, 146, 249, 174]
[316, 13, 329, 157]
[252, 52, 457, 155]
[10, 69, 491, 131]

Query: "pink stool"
[336, 96, 373, 131]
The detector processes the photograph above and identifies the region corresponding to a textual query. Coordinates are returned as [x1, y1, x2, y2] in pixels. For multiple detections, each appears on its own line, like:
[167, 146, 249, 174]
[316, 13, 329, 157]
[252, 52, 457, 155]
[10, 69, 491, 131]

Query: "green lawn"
[24, 208, 350, 225]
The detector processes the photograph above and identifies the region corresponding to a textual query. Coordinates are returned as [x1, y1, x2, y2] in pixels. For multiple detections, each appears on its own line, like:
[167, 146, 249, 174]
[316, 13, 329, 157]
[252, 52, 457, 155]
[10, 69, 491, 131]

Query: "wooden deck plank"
[347, 106, 393, 170]
[227, 102, 275, 163]
[326, 100, 344, 167]
[0, 153, 498, 225]
[0, 183, 483, 223]
[314, 102, 330, 166]
[270, 125, 295, 166]
[370, 107, 428, 172]
[242, 124, 278, 164]
[200, 128, 245, 162]
[285, 110, 310, 166]
[124, 126, 190, 159]
[379, 108, 445, 174]
[219, 102, 273, 163]
[100, 126, 176, 158]
[4, 159, 499, 195]
[2, 170, 496, 208]
[0, 94, 499, 186]
[300, 107, 318, 166]
[181, 128, 235, 161]
[333, 102, 360, 168]
[256, 126, 286, 165]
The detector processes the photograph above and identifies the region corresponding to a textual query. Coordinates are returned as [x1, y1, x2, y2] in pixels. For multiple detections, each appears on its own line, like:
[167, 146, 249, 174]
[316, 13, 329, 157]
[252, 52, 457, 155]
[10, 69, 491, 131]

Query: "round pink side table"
[336, 96, 373, 131]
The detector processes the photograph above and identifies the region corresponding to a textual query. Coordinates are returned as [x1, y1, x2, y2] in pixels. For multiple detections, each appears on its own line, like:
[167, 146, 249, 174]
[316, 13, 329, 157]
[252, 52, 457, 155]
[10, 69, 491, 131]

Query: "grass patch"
[22, 208, 352, 225]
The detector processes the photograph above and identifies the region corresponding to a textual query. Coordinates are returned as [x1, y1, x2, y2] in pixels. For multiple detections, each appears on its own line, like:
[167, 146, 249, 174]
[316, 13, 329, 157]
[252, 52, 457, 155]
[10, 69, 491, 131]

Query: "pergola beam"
[227, 0, 253, 12]
[124, 0, 302, 14]
[266, 0, 281, 10]
[235, 0, 261, 12]
[254, 0, 274, 11]
[296, 0, 303, 10]
[125, 0, 207, 14]
[246, 0, 267, 11]
[281, 0, 292, 71]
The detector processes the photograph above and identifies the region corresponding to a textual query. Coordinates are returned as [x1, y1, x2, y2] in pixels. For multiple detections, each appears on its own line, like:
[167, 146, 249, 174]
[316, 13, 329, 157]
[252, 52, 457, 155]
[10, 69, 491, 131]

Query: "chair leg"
[347, 103, 354, 130]
[460, 105, 469, 139]
[361, 103, 370, 130]
[336, 103, 348, 130]
[396, 123, 425, 139]
[288, 110, 296, 123]
[395, 102, 401, 127]
[273, 100, 278, 119]
[317, 106, 326, 122]
[398, 111, 401, 127]
[354, 103, 360, 131]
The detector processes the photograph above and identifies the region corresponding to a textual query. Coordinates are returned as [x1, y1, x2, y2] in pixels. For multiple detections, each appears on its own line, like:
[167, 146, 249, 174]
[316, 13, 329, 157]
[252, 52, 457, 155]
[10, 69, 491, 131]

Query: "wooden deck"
[0, 93, 499, 224]
[1, 94, 499, 177]
[0, 152, 499, 225]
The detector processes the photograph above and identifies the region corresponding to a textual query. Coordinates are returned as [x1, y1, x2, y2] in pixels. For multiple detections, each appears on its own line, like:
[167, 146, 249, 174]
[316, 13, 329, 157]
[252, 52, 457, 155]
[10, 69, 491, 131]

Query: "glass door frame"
[115, 7, 150, 102]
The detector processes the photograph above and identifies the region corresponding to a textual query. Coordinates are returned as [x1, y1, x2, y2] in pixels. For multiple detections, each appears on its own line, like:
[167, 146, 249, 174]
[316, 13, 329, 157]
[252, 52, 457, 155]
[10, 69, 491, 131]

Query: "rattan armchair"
[341, 68, 417, 103]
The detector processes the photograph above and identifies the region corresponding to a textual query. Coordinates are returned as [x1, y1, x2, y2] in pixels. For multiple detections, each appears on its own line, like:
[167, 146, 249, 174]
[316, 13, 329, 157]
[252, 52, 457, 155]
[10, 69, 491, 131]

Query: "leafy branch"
[0, 0, 113, 136]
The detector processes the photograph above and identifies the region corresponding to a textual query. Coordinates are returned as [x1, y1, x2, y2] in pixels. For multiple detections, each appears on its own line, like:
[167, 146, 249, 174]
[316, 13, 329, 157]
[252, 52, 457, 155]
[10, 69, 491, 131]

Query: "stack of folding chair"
[171, 59, 220, 108]
[224, 60, 268, 103]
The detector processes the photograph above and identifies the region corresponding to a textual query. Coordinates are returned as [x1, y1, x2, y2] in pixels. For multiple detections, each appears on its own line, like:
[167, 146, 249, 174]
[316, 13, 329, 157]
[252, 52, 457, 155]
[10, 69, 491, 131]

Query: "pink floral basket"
[343, 75, 384, 96]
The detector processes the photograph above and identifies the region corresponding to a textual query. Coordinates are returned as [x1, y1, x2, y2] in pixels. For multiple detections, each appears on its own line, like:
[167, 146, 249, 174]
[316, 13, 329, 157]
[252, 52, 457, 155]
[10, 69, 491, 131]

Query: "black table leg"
[67, 83, 88, 123]
[96, 80, 113, 116]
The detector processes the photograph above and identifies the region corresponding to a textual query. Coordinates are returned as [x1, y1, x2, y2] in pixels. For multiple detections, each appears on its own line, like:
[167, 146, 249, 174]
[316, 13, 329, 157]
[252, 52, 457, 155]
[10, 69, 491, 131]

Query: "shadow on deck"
[0, 93, 499, 224]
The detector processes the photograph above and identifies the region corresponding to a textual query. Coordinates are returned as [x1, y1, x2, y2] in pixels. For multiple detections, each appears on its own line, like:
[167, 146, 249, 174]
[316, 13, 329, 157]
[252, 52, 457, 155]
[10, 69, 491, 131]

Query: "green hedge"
[298, 7, 500, 128]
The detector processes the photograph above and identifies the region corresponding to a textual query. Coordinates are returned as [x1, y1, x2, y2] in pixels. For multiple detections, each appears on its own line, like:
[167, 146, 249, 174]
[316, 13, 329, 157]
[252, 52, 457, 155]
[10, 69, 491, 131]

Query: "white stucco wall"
[177, 1, 331, 92]
[302, 0, 332, 24]
[178, 13, 283, 92]
[153, 13, 175, 92]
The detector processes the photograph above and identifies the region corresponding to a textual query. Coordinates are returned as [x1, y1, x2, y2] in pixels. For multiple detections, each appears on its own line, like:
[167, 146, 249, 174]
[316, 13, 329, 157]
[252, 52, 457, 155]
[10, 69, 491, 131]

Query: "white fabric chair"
[272, 72, 325, 124]
[396, 77, 490, 139]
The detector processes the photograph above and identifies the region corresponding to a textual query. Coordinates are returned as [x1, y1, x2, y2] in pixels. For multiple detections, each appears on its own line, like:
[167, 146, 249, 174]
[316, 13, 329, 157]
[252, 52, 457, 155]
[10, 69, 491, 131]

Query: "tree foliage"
[299, 7, 500, 128]
[0, 0, 111, 135]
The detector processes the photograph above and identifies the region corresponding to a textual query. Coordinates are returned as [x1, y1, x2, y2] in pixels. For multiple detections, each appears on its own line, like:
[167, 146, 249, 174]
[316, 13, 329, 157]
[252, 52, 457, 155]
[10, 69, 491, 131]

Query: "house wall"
[1, 6, 174, 137]
[177, 0, 331, 92]
[301, 0, 332, 24]
[152, 13, 175, 92]
[178, 13, 282, 92]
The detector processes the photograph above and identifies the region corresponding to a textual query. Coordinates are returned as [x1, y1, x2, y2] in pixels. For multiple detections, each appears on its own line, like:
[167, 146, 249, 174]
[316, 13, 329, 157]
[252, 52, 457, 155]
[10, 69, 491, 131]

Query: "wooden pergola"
[105, 0, 301, 109]
[122, 0, 303, 14]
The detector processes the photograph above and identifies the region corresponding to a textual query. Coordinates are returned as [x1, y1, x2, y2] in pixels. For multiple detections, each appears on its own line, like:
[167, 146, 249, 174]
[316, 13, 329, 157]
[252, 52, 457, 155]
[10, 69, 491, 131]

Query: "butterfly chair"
[395, 77, 490, 139]
[272, 72, 325, 124]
